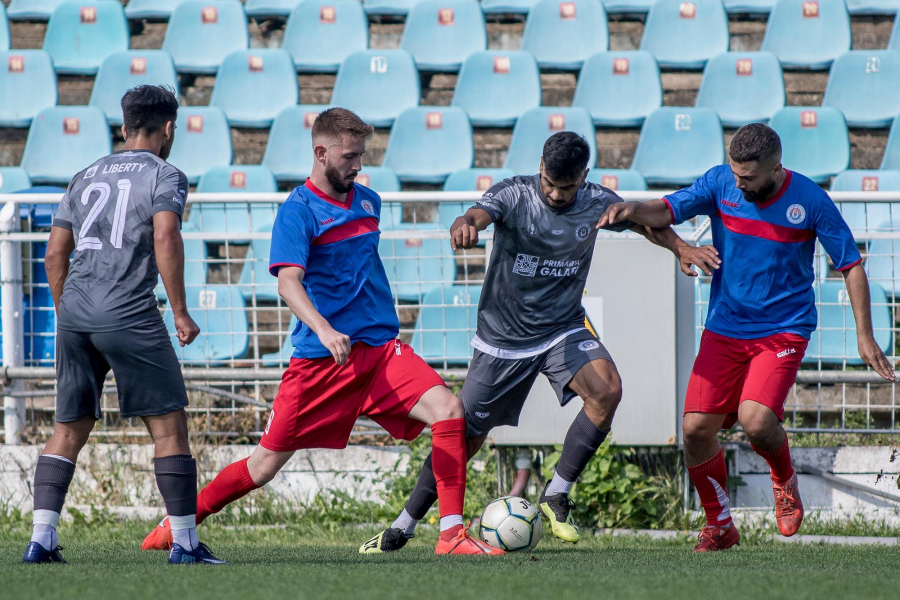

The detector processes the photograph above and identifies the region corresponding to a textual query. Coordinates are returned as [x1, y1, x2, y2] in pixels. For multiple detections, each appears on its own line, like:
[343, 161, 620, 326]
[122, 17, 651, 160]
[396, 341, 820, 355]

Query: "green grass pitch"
[2, 522, 899, 600]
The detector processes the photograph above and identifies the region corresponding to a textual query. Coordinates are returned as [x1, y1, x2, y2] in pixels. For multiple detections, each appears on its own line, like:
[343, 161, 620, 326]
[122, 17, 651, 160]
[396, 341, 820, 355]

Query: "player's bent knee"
[682, 420, 718, 448]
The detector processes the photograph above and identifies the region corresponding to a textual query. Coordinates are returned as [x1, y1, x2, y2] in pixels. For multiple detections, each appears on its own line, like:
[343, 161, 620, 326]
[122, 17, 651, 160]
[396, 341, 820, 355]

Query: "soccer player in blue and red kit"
[599, 124, 895, 552]
[143, 108, 503, 556]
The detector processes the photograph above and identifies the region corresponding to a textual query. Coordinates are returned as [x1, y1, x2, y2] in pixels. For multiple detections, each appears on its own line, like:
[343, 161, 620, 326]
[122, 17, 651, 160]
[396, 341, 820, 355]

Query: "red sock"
[196, 457, 261, 525]
[430, 418, 467, 541]
[687, 450, 732, 528]
[751, 433, 795, 485]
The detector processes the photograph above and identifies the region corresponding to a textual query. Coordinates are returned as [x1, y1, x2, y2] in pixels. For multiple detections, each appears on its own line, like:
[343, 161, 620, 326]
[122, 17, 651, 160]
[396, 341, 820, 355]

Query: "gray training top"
[473, 174, 634, 351]
[53, 150, 188, 332]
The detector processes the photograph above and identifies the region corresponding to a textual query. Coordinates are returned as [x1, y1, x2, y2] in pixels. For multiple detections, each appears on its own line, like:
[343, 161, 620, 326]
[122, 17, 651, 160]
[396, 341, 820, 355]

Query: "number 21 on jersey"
[77, 179, 132, 252]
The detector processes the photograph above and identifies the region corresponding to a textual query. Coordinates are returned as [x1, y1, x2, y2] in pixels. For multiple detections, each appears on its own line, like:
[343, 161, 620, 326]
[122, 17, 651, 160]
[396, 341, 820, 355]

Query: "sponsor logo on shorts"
[512, 253, 539, 277]
[575, 224, 591, 242]
[361, 199, 375, 215]
[777, 348, 796, 358]
[786, 203, 806, 225]
[475, 412, 490, 419]
[578, 340, 600, 352]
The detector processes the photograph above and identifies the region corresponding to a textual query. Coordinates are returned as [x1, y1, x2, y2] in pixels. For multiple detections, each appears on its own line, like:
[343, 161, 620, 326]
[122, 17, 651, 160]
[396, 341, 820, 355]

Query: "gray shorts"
[461, 330, 614, 437]
[55, 319, 189, 422]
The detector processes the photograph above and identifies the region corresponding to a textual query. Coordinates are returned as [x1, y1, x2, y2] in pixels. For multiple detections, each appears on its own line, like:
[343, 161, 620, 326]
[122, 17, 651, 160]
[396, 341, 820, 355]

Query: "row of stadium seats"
[3, 0, 900, 75]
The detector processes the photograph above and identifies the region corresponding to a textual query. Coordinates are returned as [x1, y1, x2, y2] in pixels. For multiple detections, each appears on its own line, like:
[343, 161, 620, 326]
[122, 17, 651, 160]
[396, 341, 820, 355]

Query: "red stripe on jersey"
[662, 197, 677, 225]
[312, 217, 379, 246]
[305, 179, 354, 210]
[269, 262, 306, 276]
[837, 257, 863, 272]
[718, 210, 815, 243]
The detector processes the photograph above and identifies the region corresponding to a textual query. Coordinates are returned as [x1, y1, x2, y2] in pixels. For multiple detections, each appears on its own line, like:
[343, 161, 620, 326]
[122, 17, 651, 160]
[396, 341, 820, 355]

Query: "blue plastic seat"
[197, 165, 278, 194]
[193, 167, 278, 241]
[0, 50, 57, 127]
[263, 105, 330, 183]
[694, 51, 785, 127]
[356, 167, 401, 193]
[573, 51, 662, 127]
[803, 281, 892, 365]
[166, 107, 232, 184]
[723, 0, 777, 12]
[505, 107, 596, 175]
[822, 51, 900, 128]
[379, 235, 458, 302]
[210, 50, 299, 129]
[892, 15, 900, 50]
[246, 0, 304, 18]
[125, 0, 202, 20]
[864, 223, 900, 296]
[0, 167, 32, 193]
[163, 0, 249, 74]
[881, 118, 900, 170]
[383, 107, 474, 184]
[640, 0, 730, 70]
[401, 0, 487, 72]
[604, 0, 658, 13]
[364, 0, 421, 16]
[331, 50, 420, 127]
[761, 0, 851, 70]
[586, 169, 648, 191]
[769, 107, 849, 184]
[631, 107, 724, 186]
[442, 168, 515, 193]
[481, 0, 539, 12]
[156, 222, 208, 301]
[832, 170, 900, 193]
[0, 5, 8, 50]
[43, 1, 129, 75]
[7, 0, 81, 21]
[282, 0, 367, 73]
[262, 316, 298, 367]
[164, 285, 249, 364]
[844, 0, 900, 14]
[452, 51, 540, 128]
[411, 285, 481, 365]
[237, 223, 278, 302]
[21, 106, 112, 185]
[522, 0, 608, 70]
[89, 51, 178, 126]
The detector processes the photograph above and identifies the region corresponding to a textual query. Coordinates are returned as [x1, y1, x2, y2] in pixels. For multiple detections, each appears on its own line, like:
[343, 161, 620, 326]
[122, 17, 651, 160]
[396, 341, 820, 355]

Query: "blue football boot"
[22, 542, 67, 564]
[167, 542, 226, 565]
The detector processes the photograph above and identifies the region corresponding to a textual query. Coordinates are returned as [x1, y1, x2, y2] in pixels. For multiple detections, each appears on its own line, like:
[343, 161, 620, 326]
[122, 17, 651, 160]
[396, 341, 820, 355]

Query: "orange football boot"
[693, 525, 741, 553]
[772, 472, 804, 537]
[141, 516, 174, 551]
[435, 525, 506, 556]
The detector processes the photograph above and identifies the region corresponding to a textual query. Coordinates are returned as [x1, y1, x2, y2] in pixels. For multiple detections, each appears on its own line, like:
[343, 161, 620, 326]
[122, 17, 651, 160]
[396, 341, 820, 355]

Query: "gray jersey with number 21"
[53, 150, 188, 332]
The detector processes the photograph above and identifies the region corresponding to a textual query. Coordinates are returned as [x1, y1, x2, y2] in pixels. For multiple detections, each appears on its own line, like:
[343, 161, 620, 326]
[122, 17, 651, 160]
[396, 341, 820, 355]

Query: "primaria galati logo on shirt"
[540, 259, 580, 277]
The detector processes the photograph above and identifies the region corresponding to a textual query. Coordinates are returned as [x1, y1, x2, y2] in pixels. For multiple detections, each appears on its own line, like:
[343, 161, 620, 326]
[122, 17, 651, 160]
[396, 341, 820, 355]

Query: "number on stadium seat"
[199, 290, 218, 309]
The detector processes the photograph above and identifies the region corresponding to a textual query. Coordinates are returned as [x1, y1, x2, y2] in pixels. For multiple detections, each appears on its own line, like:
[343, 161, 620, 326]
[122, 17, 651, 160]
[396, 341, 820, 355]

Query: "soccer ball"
[479, 496, 542, 552]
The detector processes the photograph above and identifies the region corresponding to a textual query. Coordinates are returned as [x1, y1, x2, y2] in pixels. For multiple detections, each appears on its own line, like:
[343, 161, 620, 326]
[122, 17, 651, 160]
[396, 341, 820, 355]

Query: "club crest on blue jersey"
[786, 204, 806, 225]
[361, 199, 375, 215]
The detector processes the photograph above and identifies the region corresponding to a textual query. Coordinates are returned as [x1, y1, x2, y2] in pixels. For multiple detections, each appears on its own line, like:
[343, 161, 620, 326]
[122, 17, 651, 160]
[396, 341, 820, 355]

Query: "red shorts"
[260, 339, 446, 452]
[685, 329, 808, 429]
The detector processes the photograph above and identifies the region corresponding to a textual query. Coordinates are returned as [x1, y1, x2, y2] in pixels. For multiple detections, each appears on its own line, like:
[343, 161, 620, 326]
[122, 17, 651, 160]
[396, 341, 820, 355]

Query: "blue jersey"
[665, 165, 860, 340]
[268, 180, 399, 359]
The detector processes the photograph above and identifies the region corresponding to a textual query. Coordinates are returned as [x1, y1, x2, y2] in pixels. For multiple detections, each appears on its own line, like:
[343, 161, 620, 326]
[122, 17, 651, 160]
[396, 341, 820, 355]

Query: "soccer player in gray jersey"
[361, 132, 720, 552]
[21, 85, 224, 565]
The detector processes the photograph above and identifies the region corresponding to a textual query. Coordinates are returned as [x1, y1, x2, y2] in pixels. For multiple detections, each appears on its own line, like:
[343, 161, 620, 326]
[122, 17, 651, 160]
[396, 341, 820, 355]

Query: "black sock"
[405, 452, 439, 521]
[153, 454, 198, 517]
[554, 409, 609, 483]
[33, 456, 76, 514]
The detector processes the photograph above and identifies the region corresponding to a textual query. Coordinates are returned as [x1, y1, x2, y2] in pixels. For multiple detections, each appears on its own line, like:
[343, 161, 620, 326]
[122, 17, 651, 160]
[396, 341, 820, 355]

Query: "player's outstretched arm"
[277, 266, 351, 365]
[154, 211, 200, 347]
[632, 225, 721, 277]
[597, 199, 673, 230]
[449, 207, 493, 250]
[45, 226, 76, 312]
[842, 263, 896, 381]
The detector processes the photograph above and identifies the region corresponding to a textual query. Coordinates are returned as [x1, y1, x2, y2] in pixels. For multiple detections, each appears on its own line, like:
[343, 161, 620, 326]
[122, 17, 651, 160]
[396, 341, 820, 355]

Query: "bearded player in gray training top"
[360, 132, 721, 552]
[21, 85, 224, 565]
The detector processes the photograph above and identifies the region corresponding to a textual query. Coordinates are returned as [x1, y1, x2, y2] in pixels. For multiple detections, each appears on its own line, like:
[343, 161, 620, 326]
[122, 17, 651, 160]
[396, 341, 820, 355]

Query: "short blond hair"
[311, 107, 374, 143]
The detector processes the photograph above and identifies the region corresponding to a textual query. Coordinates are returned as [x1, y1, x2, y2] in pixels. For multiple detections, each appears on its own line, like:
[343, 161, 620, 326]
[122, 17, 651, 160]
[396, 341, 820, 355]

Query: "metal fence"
[2, 191, 899, 443]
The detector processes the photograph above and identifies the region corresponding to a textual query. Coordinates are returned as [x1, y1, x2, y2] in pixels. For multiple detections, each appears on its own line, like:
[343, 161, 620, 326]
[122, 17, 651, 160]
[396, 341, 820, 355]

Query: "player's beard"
[742, 178, 778, 203]
[325, 164, 356, 195]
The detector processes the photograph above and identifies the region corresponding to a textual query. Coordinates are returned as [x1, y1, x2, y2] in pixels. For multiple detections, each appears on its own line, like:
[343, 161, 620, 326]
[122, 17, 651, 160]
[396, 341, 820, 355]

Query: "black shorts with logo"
[55, 319, 189, 422]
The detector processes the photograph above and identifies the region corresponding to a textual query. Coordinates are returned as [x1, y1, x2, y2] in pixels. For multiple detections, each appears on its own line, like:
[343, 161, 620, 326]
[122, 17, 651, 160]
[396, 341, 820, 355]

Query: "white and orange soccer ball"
[479, 496, 542, 552]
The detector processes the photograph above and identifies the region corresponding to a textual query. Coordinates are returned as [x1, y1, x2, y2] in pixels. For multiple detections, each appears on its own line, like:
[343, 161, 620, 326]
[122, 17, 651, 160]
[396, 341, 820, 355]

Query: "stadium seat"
[237, 223, 279, 302]
[572, 51, 662, 127]
[125, 0, 201, 20]
[382, 107, 474, 184]
[197, 165, 278, 194]
[804, 281, 892, 365]
[7, 0, 76, 21]
[364, 0, 420, 16]
[156, 222, 208, 301]
[263, 105, 330, 182]
[892, 15, 900, 50]
[43, 1, 129, 75]
[769, 107, 849, 184]
[193, 165, 279, 243]
[379, 235, 458, 302]
[0, 167, 32, 193]
[164, 285, 249, 364]
[603, 0, 658, 13]
[356, 167, 401, 193]
[0, 5, 8, 50]
[89, 51, 178, 126]
[586, 169, 648, 191]
[282, 0, 367, 73]
[830, 171, 900, 231]
[166, 107, 233, 184]
[694, 51, 785, 127]
[723, 0, 777, 12]
[246, 0, 304, 19]
[640, 0, 730, 70]
[0, 50, 57, 127]
[631, 107, 724, 186]
[452, 51, 540, 128]
[822, 51, 900, 128]
[411, 285, 481, 365]
[864, 223, 900, 296]
[331, 50, 420, 127]
[521, 0, 608, 70]
[440, 167, 514, 232]
[881, 118, 900, 171]
[481, 0, 539, 13]
[21, 106, 112, 185]
[210, 50, 299, 129]
[505, 107, 596, 175]
[844, 0, 900, 14]
[761, 0, 851, 70]
[401, 0, 487, 72]
[163, 0, 249, 74]
[262, 316, 297, 366]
